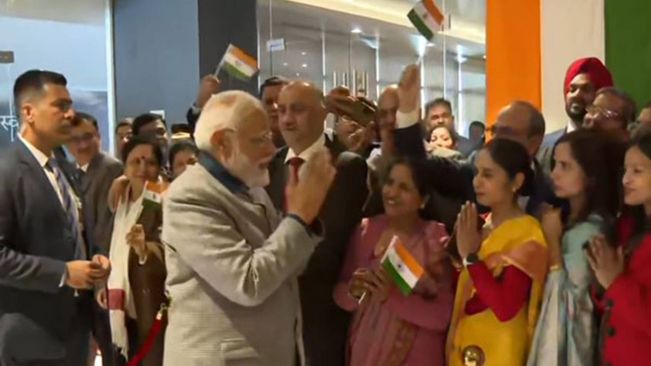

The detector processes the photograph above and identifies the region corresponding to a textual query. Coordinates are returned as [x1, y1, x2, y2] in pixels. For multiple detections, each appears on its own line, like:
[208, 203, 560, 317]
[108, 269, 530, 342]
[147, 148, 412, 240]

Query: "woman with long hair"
[586, 131, 651, 365]
[447, 138, 549, 366]
[527, 130, 626, 366]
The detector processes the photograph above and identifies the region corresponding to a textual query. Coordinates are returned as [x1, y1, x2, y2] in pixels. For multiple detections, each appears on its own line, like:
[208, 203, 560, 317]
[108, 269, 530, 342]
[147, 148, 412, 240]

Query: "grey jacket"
[79, 152, 123, 253]
[162, 161, 322, 366]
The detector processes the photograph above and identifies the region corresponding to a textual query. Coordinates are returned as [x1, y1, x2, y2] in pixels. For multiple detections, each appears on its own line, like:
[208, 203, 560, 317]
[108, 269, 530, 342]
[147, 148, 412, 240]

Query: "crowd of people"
[0, 55, 650, 366]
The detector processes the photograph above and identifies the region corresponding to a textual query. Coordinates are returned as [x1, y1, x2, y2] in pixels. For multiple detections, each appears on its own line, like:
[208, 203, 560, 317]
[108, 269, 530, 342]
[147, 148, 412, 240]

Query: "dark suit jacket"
[394, 123, 556, 218]
[266, 136, 368, 366]
[80, 153, 123, 254]
[0, 141, 98, 363]
[537, 128, 565, 178]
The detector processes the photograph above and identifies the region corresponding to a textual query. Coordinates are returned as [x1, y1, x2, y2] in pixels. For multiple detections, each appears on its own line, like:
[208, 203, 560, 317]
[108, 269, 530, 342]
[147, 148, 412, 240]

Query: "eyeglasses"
[69, 132, 96, 145]
[139, 128, 168, 138]
[249, 131, 274, 146]
[586, 105, 623, 121]
[225, 128, 274, 147]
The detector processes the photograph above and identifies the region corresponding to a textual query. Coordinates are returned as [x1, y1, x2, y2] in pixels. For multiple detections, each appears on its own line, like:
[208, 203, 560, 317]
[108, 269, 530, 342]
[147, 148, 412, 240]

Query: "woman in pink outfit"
[334, 158, 454, 366]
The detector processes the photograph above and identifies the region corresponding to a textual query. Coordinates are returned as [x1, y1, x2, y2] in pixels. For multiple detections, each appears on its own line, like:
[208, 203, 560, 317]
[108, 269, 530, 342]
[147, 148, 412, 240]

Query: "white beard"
[223, 143, 270, 188]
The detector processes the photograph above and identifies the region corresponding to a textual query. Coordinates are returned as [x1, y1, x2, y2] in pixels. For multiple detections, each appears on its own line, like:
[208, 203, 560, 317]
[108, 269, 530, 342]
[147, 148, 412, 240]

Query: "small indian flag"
[407, 0, 445, 41]
[220, 44, 258, 81]
[381, 236, 425, 296]
[143, 181, 168, 209]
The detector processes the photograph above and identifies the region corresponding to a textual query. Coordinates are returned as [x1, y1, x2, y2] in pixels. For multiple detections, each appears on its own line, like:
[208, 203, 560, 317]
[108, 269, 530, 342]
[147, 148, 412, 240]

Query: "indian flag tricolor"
[486, 0, 651, 134]
[219, 44, 258, 81]
[142, 181, 168, 209]
[407, 0, 445, 41]
[381, 236, 425, 296]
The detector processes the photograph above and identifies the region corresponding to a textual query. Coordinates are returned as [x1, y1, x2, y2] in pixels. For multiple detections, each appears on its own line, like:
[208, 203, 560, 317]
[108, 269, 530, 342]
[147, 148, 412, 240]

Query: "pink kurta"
[333, 215, 453, 366]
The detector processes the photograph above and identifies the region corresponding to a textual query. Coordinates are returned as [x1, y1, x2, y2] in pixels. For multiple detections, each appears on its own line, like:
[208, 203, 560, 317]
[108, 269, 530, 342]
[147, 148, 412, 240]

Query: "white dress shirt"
[566, 120, 579, 133]
[284, 134, 326, 164]
[19, 136, 66, 206]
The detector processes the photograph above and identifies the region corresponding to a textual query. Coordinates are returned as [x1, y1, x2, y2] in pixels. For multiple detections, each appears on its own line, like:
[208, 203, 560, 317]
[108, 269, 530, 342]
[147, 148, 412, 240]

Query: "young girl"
[586, 131, 651, 366]
[447, 138, 549, 366]
[527, 130, 626, 366]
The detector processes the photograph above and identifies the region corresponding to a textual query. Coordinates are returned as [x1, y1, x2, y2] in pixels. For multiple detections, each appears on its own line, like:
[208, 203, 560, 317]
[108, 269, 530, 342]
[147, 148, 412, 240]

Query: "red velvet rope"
[126, 309, 165, 366]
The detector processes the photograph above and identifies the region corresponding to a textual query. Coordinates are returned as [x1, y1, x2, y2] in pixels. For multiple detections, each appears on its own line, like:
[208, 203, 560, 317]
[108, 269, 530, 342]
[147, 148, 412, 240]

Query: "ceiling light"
[351, 27, 363, 34]
[301, 51, 307, 56]
[283, 62, 289, 67]
[296, 72, 300, 77]
[301, 63, 308, 68]
[427, 42, 436, 47]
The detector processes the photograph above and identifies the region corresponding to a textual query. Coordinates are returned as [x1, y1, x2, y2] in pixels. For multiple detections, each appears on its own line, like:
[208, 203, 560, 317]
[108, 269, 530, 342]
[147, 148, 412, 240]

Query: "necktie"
[47, 158, 83, 259]
[288, 157, 305, 182]
[284, 157, 305, 212]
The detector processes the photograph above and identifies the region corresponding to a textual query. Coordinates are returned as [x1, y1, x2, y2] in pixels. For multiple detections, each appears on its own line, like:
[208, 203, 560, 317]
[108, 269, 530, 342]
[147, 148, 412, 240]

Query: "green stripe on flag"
[408, 9, 434, 41]
[223, 62, 253, 81]
[383, 259, 413, 296]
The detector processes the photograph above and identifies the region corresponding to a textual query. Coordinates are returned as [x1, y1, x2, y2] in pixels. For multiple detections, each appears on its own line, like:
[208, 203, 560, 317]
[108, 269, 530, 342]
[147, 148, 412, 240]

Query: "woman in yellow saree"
[447, 138, 549, 366]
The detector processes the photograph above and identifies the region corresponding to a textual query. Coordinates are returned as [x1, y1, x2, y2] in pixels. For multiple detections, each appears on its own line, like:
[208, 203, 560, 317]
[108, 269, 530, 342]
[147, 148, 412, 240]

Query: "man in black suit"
[266, 81, 368, 366]
[0, 70, 110, 366]
[390, 65, 553, 218]
[65, 112, 122, 366]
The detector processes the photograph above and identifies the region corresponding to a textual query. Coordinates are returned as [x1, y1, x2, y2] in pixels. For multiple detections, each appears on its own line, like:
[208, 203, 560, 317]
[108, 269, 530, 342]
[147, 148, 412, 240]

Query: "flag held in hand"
[219, 44, 258, 81]
[408, 0, 445, 41]
[143, 181, 168, 209]
[381, 236, 425, 296]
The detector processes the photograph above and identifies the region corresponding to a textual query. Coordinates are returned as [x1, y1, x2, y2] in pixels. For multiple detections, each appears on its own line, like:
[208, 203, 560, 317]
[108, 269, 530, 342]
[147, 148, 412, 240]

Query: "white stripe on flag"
[541, 0, 605, 133]
[385, 245, 419, 288]
[223, 52, 257, 77]
[413, 2, 441, 33]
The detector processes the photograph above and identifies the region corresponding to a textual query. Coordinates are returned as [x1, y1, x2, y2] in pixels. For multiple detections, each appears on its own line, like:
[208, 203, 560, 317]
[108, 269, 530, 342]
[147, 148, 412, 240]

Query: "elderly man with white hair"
[162, 90, 336, 366]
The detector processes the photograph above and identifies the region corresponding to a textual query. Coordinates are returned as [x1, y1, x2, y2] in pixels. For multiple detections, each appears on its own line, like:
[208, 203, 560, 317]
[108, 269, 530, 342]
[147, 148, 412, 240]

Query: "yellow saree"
[447, 215, 549, 366]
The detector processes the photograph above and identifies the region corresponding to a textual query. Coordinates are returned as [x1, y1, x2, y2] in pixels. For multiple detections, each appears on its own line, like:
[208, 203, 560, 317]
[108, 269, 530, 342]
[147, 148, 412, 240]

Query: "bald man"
[267, 81, 368, 366]
[389, 65, 555, 219]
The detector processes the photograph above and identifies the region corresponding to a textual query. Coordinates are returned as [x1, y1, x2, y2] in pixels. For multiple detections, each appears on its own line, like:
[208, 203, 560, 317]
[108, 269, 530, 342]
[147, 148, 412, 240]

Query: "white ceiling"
[0, 0, 106, 25]
[260, 0, 485, 61]
[274, 0, 486, 50]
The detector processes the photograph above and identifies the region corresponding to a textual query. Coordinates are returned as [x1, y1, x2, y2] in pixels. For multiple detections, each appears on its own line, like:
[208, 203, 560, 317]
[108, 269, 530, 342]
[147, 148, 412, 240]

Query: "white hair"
[194, 90, 265, 151]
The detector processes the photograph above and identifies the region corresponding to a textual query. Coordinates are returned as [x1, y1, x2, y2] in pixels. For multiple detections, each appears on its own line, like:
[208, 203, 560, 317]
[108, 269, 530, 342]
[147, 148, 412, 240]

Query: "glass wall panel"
[0, 0, 113, 151]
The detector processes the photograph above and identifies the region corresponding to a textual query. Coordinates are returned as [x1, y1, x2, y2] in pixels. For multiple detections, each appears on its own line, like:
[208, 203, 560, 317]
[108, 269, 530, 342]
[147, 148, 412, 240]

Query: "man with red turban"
[538, 57, 614, 175]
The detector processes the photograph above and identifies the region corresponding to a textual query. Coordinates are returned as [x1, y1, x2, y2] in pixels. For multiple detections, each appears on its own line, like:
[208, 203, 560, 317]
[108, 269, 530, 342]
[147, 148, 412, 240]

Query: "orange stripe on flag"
[423, 0, 445, 25]
[145, 181, 168, 194]
[486, 0, 541, 129]
[393, 241, 425, 278]
[229, 45, 257, 70]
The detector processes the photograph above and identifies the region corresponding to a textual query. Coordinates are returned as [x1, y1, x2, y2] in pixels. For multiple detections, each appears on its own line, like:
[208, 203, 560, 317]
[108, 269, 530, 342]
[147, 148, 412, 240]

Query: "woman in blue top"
[527, 129, 626, 366]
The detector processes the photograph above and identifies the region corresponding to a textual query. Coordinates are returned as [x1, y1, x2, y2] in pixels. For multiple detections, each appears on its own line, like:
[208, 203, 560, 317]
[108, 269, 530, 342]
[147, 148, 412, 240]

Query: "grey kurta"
[162, 162, 322, 366]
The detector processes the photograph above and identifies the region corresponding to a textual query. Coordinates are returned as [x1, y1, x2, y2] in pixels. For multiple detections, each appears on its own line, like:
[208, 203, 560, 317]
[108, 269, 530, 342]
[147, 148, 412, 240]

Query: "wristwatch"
[463, 252, 480, 267]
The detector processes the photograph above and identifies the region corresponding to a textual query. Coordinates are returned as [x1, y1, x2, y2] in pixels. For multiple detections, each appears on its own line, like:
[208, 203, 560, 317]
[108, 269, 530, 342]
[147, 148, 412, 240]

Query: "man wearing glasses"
[66, 112, 123, 366]
[583, 87, 636, 140]
[388, 65, 554, 219]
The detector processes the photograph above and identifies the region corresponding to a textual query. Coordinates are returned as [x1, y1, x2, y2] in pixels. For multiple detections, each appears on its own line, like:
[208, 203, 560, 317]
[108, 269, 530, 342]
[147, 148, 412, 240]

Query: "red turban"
[564, 57, 614, 93]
